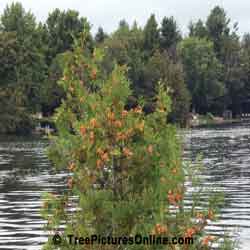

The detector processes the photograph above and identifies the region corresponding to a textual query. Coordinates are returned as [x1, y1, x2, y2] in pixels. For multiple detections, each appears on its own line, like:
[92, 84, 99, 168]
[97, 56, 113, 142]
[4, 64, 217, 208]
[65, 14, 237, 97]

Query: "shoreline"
[191, 118, 250, 129]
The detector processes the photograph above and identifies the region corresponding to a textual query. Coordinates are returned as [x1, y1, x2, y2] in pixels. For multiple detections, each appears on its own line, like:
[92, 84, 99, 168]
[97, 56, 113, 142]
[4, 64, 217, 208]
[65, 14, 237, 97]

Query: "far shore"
[191, 117, 250, 129]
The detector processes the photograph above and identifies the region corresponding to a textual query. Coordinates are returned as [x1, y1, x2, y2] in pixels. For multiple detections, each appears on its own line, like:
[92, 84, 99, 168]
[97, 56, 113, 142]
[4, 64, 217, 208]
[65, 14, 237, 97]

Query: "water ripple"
[1, 124, 250, 249]
[184, 122, 250, 249]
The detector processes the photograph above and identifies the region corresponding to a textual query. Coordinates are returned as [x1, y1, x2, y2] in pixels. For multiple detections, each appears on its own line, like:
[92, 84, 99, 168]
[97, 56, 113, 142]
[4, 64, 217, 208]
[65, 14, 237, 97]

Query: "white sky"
[0, 0, 249, 36]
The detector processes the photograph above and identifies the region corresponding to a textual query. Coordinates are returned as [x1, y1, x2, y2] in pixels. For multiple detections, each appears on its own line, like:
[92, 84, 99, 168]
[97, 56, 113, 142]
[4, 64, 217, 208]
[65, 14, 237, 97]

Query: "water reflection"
[184, 122, 250, 250]
[0, 135, 66, 250]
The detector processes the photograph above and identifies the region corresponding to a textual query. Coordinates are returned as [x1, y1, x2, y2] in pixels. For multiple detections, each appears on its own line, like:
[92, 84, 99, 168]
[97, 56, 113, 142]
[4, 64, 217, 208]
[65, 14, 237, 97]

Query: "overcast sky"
[0, 0, 249, 36]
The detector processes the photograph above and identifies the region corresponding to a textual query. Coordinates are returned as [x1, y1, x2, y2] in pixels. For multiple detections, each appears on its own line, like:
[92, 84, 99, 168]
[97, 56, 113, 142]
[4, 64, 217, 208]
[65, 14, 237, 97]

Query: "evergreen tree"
[0, 2, 36, 37]
[189, 19, 207, 38]
[160, 16, 181, 51]
[206, 6, 231, 61]
[95, 26, 108, 44]
[42, 34, 232, 250]
[143, 14, 160, 56]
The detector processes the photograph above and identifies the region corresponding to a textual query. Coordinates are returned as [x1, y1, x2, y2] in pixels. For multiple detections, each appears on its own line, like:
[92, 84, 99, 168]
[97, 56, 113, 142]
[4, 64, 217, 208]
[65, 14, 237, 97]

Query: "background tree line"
[1, 2, 250, 133]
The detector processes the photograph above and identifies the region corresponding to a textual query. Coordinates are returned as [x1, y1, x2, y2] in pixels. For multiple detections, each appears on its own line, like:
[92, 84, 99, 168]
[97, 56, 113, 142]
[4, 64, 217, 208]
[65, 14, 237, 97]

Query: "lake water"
[184, 122, 250, 250]
[0, 122, 250, 249]
[0, 135, 66, 249]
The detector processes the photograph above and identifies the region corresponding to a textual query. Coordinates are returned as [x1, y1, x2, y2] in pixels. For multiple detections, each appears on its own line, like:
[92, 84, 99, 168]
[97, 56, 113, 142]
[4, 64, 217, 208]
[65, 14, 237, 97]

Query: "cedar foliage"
[42, 34, 234, 250]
